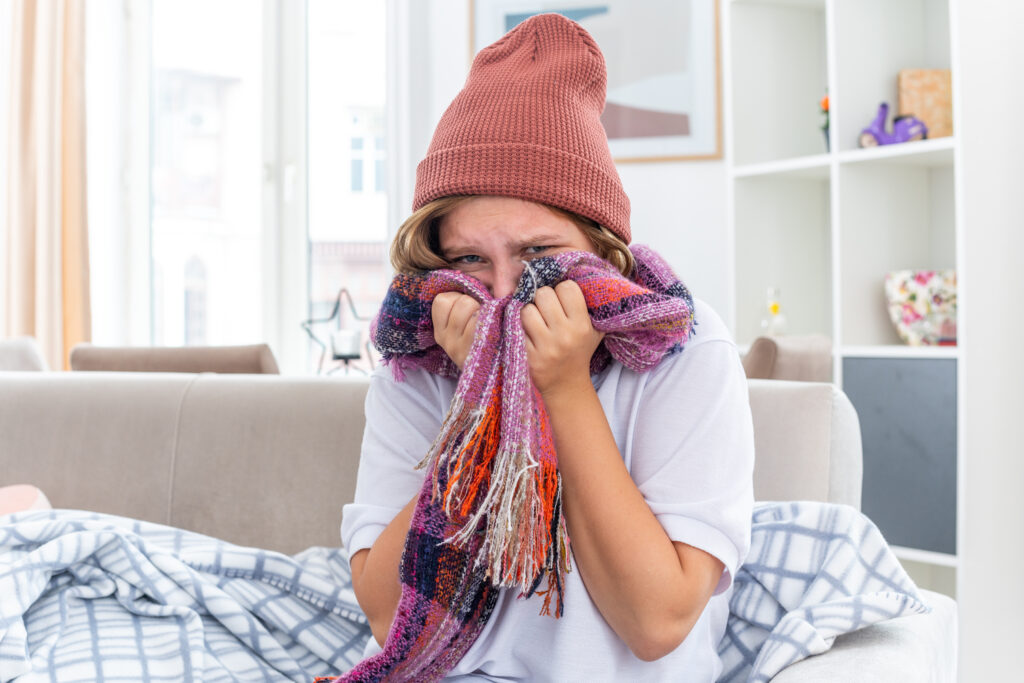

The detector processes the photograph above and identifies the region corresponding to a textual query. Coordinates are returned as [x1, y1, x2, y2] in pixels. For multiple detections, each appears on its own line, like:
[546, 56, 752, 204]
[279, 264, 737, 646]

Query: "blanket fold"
[0, 510, 371, 682]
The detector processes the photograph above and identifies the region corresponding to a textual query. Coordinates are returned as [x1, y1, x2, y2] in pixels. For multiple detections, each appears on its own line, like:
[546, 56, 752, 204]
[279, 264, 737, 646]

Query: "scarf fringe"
[419, 369, 568, 613]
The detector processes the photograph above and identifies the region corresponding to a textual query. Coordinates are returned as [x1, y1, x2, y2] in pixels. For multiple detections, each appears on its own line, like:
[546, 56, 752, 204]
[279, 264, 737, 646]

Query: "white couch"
[0, 372, 957, 679]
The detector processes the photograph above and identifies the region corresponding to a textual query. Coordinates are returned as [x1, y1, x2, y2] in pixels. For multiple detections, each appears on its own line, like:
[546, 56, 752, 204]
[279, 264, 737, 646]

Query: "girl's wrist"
[538, 374, 595, 407]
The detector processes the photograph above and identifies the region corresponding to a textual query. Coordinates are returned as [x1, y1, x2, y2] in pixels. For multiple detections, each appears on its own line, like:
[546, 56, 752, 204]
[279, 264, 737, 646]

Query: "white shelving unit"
[723, 0, 961, 597]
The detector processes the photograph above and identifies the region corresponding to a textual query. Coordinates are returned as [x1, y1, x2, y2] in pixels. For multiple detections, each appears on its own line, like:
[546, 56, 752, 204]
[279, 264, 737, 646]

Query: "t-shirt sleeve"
[629, 331, 755, 595]
[340, 364, 449, 560]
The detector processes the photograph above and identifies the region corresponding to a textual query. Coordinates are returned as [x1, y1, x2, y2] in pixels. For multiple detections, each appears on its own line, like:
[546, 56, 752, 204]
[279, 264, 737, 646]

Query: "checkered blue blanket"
[718, 502, 929, 682]
[0, 503, 927, 681]
[0, 511, 370, 681]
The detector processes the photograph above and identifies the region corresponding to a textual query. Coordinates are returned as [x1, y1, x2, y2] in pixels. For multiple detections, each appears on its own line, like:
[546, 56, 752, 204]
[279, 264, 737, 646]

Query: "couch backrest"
[0, 372, 366, 554]
[0, 373, 862, 554]
[69, 343, 280, 374]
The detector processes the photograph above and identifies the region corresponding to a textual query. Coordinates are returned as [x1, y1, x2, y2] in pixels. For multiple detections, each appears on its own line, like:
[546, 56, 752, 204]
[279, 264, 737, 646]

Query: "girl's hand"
[432, 292, 481, 370]
[521, 281, 604, 398]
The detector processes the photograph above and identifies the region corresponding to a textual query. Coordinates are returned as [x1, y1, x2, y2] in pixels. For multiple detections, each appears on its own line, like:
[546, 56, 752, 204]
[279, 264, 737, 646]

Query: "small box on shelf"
[898, 68, 953, 139]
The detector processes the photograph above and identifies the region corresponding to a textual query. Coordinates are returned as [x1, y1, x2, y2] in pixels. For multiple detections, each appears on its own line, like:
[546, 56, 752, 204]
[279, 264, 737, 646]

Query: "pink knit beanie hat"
[413, 13, 631, 243]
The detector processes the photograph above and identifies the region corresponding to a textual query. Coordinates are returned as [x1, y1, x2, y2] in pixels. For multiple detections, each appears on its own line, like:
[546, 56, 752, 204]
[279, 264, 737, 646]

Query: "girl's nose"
[490, 260, 525, 299]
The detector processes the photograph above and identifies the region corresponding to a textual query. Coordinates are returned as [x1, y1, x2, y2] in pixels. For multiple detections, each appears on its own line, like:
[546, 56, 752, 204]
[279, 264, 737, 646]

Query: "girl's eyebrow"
[442, 233, 564, 258]
[513, 233, 562, 247]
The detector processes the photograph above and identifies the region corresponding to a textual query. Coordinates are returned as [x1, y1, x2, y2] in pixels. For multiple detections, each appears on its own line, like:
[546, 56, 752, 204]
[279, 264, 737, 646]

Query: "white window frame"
[119, 0, 309, 371]
[261, 0, 308, 374]
[114, 0, 420, 373]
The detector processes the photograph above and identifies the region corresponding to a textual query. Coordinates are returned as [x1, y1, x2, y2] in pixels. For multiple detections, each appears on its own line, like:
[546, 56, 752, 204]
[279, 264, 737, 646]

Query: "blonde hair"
[390, 197, 635, 277]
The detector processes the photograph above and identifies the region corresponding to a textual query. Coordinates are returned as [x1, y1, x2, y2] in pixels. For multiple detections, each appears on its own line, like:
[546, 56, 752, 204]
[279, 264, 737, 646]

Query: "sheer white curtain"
[2, 0, 90, 370]
[0, 0, 12, 334]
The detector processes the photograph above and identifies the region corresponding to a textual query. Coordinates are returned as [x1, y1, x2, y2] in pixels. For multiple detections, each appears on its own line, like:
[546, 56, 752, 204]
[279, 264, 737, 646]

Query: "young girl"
[340, 13, 753, 681]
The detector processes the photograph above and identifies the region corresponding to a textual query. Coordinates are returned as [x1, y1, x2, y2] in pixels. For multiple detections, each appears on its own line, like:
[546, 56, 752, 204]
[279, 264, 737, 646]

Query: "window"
[351, 136, 364, 192]
[85, 0, 391, 372]
[184, 256, 208, 345]
[374, 136, 386, 193]
[151, 0, 264, 347]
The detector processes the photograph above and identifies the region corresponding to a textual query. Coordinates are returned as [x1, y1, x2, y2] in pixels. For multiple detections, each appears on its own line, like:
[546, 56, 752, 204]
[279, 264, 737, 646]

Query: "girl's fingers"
[521, 302, 546, 343]
[532, 286, 567, 326]
[451, 296, 481, 336]
[461, 309, 480, 338]
[553, 280, 589, 319]
[431, 292, 458, 331]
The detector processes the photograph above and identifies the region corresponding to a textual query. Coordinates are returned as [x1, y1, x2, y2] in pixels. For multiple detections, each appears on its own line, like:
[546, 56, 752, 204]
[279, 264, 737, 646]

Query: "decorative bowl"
[884, 270, 957, 346]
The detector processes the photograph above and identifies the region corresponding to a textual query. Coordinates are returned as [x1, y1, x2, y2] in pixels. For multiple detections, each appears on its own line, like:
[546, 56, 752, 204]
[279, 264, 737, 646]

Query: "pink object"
[413, 13, 632, 243]
[0, 484, 52, 517]
[884, 270, 957, 345]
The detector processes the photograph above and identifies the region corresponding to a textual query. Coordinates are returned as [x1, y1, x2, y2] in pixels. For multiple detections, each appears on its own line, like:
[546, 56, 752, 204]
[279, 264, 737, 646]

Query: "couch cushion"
[742, 335, 832, 382]
[169, 375, 369, 553]
[0, 337, 48, 371]
[0, 372, 188, 524]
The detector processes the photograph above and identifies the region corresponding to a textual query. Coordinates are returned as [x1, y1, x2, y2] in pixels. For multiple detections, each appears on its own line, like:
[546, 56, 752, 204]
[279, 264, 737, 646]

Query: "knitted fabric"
[332, 246, 694, 682]
[413, 13, 632, 243]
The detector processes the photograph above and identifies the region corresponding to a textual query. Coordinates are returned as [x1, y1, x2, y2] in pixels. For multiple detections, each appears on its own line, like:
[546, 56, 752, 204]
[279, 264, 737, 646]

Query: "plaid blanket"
[718, 502, 929, 682]
[0, 511, 370, 682]
[0, 503, 927, 681]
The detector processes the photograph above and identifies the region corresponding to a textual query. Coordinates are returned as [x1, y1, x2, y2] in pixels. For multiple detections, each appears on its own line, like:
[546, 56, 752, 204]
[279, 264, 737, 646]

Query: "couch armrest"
[747, 380, 863, 509]
[770, 589, 957, 682]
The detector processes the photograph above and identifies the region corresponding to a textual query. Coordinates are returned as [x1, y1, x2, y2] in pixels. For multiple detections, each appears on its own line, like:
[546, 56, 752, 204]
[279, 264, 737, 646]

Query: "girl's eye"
[524, 246, 550, 255]
[452, 254, 482, 265]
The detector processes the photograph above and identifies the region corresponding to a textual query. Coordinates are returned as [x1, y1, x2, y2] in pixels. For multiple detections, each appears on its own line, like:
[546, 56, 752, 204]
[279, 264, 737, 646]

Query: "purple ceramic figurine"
[859, 102, 928, 147]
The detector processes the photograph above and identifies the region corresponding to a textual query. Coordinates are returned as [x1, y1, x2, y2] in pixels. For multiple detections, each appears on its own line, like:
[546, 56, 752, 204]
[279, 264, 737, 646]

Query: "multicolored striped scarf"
[335, 246, 694, 682]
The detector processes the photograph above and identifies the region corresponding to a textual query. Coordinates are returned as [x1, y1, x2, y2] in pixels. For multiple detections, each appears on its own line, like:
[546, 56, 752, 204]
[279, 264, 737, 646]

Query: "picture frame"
[469, 0, 722, 162]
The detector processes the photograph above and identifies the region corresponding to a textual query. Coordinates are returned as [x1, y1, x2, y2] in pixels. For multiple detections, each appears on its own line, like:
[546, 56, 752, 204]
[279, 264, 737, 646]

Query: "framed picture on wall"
[470, 0, 722, 162]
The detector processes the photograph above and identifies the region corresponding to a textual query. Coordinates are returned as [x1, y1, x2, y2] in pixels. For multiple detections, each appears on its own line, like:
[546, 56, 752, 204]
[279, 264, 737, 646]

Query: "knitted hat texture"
[413, 13, 631, 243]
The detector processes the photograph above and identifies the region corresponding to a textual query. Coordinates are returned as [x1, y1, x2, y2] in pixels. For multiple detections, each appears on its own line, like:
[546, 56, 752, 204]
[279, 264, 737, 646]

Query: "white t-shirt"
[341, 299, 754, 682]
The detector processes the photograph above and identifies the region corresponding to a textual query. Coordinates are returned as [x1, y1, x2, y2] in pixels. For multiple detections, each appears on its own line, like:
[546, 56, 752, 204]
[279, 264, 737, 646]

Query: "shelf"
[842, 345, 959, 359]
[833, 0, 953, 153]
[733, 176, 832, 344]
[730, 138, 954, 179]
[838, 159, 956, 346]
[732, 154, 830, 179]
[891, 545, 959, 568]
[837, 137, 955, 168]
[727, 0, 962, 591]
[730, 0, 825, 8]
[728, 1, 827, 165]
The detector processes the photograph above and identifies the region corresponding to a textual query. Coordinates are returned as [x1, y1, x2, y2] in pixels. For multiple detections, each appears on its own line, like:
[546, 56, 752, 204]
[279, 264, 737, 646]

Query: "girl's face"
[437, 196, 596, 298]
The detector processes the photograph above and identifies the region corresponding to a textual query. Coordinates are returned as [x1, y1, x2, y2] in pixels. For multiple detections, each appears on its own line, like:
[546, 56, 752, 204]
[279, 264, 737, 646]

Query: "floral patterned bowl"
[884, 270, 957, 346]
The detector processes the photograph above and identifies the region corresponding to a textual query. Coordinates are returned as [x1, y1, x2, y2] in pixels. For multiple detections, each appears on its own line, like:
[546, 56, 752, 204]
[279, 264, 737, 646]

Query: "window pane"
[151, 0, 263, 346]
[350, 159, 363, 192]
[308, 1, 389, 373]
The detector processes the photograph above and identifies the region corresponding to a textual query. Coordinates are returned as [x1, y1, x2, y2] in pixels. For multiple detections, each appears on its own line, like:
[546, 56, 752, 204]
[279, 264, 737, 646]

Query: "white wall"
[954, 0, 1024, 678]
[397, 1, 730, 321]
